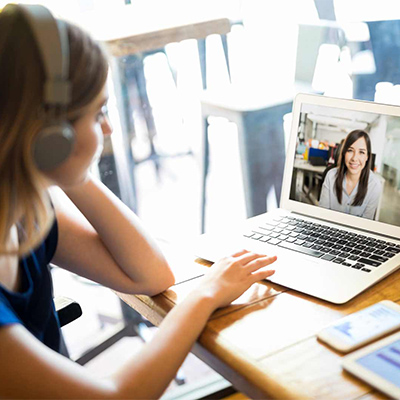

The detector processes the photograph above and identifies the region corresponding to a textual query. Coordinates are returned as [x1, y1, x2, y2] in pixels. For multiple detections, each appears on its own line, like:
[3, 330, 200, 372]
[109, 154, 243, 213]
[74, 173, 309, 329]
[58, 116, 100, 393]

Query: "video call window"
[289, 104, 400, 227]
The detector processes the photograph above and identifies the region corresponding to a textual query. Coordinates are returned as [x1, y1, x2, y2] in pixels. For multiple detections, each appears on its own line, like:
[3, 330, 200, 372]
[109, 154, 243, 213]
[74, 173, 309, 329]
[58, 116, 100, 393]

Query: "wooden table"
[116, 244, 400, 399]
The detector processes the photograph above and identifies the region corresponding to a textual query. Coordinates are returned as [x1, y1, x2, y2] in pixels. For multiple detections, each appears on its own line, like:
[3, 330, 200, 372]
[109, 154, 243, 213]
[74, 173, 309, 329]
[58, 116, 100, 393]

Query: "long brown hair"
[0, 7, 108, 256]
[334, 130, 372, 206]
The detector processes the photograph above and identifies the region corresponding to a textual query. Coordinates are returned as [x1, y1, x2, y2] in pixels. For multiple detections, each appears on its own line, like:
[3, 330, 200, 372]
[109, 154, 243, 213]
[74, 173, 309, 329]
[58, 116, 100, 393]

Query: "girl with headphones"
[0, 4, 276, 398]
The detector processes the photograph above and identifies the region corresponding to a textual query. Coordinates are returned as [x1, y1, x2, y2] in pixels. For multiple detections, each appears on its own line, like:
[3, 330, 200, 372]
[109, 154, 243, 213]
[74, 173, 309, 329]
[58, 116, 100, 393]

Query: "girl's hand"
[194, 249, 277, 310]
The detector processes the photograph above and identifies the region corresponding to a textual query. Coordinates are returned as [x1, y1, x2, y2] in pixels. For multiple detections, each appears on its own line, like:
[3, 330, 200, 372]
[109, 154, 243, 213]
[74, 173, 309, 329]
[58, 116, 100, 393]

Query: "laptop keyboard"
[244, 216, 400, 273]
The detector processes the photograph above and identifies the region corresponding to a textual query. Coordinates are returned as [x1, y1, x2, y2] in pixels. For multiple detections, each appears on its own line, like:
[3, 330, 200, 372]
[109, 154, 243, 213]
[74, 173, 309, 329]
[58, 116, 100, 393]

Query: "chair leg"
[220, 34, 231, 83]
[74, 301, 149, 366]
[198, 35, 231, 89]
[103, 58, 138, 213]
[161, 47, 178, 87]
[197, 38, 207, 90]
[123, 49, 184, 182]
[74, 322, 137, 366]
[201, 116, 210, 233]
[131, 56, 163, 180]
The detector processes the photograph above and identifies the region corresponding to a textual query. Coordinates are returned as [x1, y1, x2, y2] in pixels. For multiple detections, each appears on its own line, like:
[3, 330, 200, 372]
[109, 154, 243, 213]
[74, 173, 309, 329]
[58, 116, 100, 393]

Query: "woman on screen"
[319, 130, 382, 220]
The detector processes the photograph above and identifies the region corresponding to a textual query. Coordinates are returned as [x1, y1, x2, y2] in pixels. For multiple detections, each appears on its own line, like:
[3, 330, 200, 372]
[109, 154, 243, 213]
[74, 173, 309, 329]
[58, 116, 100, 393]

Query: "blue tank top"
[0, 220, 60, 352]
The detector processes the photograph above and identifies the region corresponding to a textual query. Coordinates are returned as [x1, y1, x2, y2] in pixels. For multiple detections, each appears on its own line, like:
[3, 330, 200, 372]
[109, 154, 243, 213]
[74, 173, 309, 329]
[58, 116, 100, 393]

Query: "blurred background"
[3, 0, 400, 398]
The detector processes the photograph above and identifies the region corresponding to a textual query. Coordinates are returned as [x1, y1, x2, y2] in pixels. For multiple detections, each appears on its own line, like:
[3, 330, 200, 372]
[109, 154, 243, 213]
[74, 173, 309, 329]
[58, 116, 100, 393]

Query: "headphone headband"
[6, 4, 71, 105]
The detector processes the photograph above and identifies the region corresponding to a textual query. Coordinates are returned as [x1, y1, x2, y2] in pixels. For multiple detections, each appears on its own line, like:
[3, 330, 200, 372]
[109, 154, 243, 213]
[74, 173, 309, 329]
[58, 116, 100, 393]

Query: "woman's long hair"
[0, 7, 109, 256]
[334, 129, 372, 206]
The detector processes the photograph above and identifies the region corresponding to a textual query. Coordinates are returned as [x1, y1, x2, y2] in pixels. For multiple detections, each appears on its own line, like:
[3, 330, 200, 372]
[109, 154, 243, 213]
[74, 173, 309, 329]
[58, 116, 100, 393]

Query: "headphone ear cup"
[33, 122, 75, 170]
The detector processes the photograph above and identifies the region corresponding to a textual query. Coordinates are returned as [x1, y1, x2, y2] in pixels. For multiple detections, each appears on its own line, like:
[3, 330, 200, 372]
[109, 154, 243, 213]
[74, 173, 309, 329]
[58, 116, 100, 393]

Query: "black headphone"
[5, 4, 75, 170]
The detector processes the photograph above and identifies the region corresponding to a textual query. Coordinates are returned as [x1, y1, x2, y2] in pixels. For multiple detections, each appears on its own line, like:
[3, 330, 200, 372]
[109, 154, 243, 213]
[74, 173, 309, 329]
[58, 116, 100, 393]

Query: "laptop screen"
[289, 102, 400, 228]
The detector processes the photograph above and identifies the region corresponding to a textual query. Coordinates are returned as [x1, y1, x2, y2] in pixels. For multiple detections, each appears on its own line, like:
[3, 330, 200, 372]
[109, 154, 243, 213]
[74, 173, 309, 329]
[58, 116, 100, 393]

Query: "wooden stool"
[200, 87, 293, 233]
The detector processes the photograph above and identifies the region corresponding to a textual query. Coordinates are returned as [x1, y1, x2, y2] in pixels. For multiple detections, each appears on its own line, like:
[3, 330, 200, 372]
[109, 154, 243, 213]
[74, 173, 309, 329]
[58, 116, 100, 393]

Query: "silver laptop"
[196, 93, 400, 304]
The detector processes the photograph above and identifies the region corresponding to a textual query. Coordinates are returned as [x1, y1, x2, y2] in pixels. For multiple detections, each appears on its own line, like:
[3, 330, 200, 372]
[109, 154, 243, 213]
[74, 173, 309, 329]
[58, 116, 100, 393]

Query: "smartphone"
[317, 300, 400, 353]
[342, 331, 400, 398]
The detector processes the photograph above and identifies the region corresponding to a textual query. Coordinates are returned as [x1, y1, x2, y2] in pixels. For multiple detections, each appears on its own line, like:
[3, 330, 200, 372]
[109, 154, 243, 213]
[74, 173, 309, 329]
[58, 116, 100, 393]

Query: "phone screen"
[356, 338, 400, 387]
[327, 303, 400, 345]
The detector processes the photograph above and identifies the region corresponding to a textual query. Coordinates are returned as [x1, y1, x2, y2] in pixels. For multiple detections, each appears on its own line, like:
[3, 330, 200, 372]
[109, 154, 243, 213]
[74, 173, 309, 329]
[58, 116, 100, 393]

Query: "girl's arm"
[0, 251, 276, 399]
[50, 175, 175, 296]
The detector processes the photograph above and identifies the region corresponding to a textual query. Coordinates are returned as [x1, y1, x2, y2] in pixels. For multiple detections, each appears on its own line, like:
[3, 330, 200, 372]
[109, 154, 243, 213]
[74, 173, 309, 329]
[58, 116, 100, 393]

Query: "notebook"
[195, 93, 400, 304]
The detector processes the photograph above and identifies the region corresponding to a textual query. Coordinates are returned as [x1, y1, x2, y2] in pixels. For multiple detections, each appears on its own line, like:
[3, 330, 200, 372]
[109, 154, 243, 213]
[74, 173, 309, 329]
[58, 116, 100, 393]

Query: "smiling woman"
[319, 130, 383, 219]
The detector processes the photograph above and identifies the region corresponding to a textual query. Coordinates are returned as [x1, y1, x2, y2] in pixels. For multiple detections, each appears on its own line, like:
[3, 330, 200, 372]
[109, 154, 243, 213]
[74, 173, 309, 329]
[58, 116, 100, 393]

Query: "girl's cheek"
[92, 131, 104, 164]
